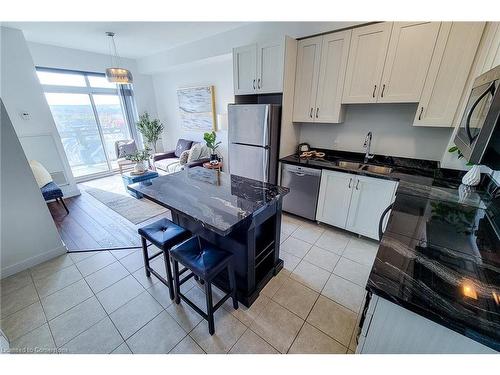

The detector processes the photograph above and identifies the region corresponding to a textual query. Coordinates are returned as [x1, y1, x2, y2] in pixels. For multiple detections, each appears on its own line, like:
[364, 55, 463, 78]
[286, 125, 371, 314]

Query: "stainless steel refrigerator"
[228, 104, 281, 184]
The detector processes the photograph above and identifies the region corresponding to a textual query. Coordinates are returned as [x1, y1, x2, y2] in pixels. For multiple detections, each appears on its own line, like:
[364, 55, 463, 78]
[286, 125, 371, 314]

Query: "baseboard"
[1, 244, 68, 279]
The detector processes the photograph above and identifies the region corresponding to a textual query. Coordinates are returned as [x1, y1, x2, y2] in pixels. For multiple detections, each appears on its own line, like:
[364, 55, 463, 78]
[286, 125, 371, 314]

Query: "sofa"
[154, 138, 211, 174]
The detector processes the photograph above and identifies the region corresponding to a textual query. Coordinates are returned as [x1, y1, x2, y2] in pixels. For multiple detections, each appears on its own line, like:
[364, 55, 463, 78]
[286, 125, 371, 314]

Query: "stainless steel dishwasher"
[281, 164, 321, 220]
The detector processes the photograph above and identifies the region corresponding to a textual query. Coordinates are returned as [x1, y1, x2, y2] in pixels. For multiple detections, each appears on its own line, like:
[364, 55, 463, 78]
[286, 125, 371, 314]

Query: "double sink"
[336, 161, 393, 175]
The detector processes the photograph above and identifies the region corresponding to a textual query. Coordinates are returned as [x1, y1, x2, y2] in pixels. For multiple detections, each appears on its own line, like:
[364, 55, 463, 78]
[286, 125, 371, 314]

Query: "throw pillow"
[117, 140, 136, 158]
[187, 143, 203, 163]
[178, 150, 190, 165]
[29, 160, 53, 188]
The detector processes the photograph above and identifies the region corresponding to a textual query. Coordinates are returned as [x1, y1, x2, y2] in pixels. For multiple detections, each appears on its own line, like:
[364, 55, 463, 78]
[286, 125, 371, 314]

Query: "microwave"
[454, 65, 500, 169]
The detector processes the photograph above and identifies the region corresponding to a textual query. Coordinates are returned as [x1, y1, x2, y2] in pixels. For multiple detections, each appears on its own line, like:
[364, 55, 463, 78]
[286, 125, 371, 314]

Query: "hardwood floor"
[48, 174, 170, 251]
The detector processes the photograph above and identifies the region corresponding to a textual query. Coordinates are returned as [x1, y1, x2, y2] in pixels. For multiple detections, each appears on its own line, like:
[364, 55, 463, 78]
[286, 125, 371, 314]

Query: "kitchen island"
[128, 167, 289, 307]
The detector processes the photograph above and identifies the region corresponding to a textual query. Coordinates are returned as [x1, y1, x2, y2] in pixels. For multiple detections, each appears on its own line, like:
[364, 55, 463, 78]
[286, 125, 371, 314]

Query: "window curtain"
[118, 84, 143, 149]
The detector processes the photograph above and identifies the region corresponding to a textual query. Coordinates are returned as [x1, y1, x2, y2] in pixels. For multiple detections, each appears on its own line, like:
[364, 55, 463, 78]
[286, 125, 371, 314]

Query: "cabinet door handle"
[418, 106, 424, 121]
[257, 78, 261, 89]
[315, 108, 319, 118]
[381, 84, 385, 98]
[372, 85, 377, 98]
[309, 108, 313, 118]
[253, 79, 256, 90]
[355, 179, 360, 190]
[348, 178, 352, 188]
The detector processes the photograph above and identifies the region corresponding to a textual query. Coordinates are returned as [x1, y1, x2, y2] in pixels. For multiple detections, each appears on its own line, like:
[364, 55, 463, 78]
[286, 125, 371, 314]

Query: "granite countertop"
[128, 167, 289, 236]
[280, 150, 500, 350]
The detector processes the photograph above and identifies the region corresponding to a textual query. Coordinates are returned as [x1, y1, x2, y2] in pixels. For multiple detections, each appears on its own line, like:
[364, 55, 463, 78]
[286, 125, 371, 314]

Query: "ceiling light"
[105, 32, 133, 84]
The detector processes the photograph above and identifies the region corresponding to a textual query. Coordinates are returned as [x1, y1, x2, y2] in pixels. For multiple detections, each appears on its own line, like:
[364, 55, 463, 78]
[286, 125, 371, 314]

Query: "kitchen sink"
[361, 165, 393, 175]
[337, 161, 363, 169]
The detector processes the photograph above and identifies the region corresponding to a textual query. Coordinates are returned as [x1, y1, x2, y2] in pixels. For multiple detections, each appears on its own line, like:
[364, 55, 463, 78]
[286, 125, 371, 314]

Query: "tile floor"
[0, 213, 378, 354]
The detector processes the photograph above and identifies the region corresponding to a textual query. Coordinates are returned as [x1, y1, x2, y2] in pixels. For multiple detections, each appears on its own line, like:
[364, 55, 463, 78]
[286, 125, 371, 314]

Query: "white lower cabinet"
[316, 170, 398, 240]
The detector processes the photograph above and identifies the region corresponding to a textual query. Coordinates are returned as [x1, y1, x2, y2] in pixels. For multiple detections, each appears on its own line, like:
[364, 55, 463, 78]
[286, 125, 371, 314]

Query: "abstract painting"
[177, 85, 216, 131]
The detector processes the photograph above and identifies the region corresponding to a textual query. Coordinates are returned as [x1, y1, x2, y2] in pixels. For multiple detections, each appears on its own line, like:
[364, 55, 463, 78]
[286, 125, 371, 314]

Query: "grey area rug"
[86, 188, 167, 225]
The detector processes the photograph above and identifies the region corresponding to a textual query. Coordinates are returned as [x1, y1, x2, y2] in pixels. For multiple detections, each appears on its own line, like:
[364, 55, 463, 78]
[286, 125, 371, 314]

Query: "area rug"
[86, 188, 168, 224]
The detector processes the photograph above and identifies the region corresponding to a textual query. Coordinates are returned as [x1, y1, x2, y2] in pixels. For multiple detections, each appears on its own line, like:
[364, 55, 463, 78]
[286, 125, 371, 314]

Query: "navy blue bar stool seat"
[170, 236, 238, 335]
[138, 218, 191, 300]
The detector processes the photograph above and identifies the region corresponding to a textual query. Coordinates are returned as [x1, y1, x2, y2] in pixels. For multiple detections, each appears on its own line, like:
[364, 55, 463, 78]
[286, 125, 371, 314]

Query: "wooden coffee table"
[203, 161, 223, 171]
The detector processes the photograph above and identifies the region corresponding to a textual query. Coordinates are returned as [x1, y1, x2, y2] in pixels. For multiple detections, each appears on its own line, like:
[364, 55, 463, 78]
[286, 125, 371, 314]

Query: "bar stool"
[170, 236, 238, 335]
[138, 218, 191, 300]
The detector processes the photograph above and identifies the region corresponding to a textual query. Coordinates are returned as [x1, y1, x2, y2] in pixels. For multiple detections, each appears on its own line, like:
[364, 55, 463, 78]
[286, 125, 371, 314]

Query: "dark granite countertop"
[280, 149, 500, 351]
[128, 167, 289, 236]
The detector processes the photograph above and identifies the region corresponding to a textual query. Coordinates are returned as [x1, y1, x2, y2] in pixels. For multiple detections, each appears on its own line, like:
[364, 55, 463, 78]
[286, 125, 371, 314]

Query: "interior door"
[233, 44, 257, 95]
[378, 22, 440, 103]
[292, 36, 322, 122]
[342, 22, 393, 104]
[315, 30, 351, 123]
[257, 41, 284, 94]
[316, 170, 354, 228]
[345, 175, 398, 240]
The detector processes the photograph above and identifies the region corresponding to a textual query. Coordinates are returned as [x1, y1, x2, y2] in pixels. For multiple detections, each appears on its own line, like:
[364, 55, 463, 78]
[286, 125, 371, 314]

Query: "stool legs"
[163, 250, 175, 301]
[141, 237, 151, 277]
[205, 282, 215, 335]
[173, 260, 181, 304]
[227, 263, 238, 310]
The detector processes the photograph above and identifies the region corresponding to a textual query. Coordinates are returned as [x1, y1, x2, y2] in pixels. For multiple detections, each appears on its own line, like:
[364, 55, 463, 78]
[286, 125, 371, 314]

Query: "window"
[37, 68, 136, 179]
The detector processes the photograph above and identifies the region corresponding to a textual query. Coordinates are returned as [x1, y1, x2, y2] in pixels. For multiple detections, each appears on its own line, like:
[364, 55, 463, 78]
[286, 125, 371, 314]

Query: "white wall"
[0, 26, 79, 197]
[152, 55, 234, 166]
[1, 99, 66, 278]
[299, 104, 453, 161]
[28, 41, 159, 130]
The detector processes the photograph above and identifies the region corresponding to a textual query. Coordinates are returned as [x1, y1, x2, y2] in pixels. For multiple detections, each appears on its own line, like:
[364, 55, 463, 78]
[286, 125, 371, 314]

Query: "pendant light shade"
[105, 32, 133, 84]
[105, 67, 133, 84]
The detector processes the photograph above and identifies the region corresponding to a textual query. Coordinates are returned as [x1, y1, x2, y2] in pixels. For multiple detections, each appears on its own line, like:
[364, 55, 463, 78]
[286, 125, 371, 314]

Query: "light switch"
[20, 112, 31, 121]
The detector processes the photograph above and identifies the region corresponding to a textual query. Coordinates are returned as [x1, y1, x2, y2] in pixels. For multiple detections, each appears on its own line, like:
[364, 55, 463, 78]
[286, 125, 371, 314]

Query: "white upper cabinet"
[292, 36, 322, 122]
[292, 30, 351, 123]
[233, 41, 284, 95]
[413, 22, 485, 127]
[256, 41, 285, 93]
[315, 30, 352, 123]
[342, 23, 392, 103]
[233, 44, 257, 95]
[378, 22, 441, 103]
[345, 175, 398, 240]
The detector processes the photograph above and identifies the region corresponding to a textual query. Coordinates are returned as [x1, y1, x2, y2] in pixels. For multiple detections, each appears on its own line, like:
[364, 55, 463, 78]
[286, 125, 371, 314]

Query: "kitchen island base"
[171, 199, 284, 307]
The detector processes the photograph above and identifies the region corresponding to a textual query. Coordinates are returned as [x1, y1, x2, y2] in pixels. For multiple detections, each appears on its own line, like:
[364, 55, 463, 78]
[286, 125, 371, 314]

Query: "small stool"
[170, 237, 238, 335]
[138, 218, 191, 300]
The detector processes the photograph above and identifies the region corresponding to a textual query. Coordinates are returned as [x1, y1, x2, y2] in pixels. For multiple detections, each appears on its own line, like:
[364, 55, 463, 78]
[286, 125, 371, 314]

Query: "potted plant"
[136, 112, 164, 155]
[203, 131, 222, 164]
[126, 148, 151, 174]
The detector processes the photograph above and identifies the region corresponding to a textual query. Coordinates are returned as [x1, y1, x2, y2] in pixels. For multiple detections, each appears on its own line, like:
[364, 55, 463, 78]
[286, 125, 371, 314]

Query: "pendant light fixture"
[105, 31, 133, 84]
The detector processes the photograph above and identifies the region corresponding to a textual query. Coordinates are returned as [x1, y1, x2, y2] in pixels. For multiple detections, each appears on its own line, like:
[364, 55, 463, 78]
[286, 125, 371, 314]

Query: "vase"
[210, 154, 219, 164]
[134, 161, 147, 174]
[461, 165, 481, 186]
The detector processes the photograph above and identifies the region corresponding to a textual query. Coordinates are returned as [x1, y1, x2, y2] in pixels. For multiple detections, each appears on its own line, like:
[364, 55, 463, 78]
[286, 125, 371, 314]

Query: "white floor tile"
[291, 224, 324, 244]
[9, 323, 56, 354]
[126, 311, 186, 354]
[303, 246, 340, 272]
[1, 282, 39, 319]
[34, 265, 83, 298]
[342, 237, 378, 267]
[96, 275, 144, 314]
[75, 251, 116, 277]
[0, 302, 46, 342]
[314, 229, 352, 255]
[289, 322, 347, 354]
[273, 278, 318, 319]
[110, 291, 163, 339]
[85, 261, 129, 294]
[281, 237, 312, 258]
[290, 260, 330, 292]
[322, 274, 366, 313]
[333, 257, 371, 287]
[229, 329, 278, 354]
[41, 279, 93, 320]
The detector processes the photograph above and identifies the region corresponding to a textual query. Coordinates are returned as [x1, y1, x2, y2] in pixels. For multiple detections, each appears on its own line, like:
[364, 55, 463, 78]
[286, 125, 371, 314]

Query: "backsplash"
[298, 103, 453, 161]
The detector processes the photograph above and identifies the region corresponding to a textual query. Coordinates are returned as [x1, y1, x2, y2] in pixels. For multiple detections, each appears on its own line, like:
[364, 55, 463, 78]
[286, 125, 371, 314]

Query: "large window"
[37, 68, 134, 179]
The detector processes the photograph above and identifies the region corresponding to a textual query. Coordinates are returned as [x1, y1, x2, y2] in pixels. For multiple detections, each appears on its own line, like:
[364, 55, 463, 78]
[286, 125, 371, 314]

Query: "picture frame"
[177, 85, 216, 131]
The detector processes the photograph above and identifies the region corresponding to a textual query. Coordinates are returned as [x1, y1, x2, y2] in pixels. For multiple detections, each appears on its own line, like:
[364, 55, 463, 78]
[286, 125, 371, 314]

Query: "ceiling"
[3, 22, 248, 59]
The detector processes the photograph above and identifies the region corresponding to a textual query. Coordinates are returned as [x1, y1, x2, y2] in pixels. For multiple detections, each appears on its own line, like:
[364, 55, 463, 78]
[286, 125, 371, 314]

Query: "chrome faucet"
[363, 132, 374, 163]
